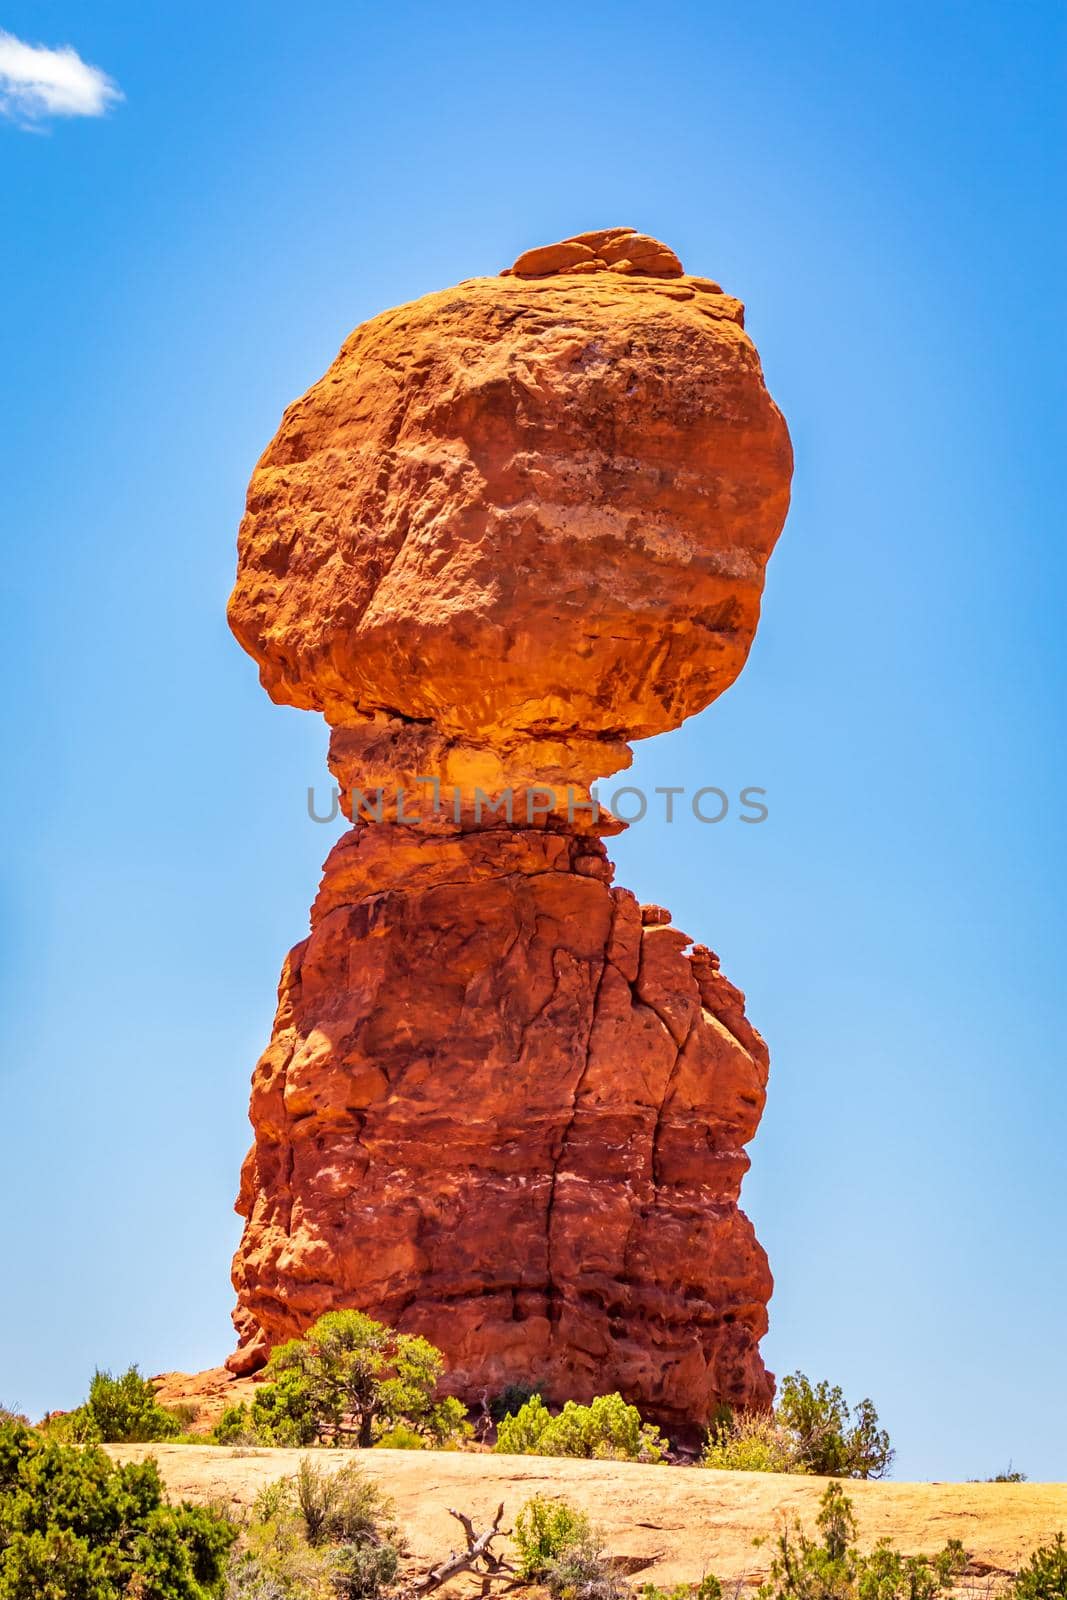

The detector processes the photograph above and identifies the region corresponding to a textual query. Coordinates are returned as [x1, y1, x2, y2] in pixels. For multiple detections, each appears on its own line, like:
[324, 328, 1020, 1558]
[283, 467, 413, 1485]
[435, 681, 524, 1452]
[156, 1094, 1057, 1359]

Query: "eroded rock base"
[229, 822, 773, 1427]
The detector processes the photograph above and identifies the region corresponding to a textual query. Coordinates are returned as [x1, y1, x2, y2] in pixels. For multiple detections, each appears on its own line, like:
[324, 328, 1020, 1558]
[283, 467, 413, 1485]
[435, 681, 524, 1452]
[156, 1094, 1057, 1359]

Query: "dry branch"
[415, 1502, 512, 1592]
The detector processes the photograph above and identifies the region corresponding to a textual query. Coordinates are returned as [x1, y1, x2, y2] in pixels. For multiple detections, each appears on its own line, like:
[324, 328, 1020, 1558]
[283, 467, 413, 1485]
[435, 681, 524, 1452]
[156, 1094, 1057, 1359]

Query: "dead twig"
[415, 1503, 513, 1593]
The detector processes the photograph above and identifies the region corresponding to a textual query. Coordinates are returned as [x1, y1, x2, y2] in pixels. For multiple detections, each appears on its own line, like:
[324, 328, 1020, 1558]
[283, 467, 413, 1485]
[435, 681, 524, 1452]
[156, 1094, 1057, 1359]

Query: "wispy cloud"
[0, 29, 123, 128]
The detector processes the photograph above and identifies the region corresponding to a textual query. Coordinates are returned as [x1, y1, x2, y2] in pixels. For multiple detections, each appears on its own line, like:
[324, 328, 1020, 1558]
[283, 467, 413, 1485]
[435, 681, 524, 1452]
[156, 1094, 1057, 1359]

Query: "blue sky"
[1, 1, 1064, 1480]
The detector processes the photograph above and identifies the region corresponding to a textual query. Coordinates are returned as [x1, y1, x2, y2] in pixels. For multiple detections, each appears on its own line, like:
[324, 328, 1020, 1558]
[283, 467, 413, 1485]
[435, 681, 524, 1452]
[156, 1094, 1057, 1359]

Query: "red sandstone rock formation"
[226, 230, 792, 1427]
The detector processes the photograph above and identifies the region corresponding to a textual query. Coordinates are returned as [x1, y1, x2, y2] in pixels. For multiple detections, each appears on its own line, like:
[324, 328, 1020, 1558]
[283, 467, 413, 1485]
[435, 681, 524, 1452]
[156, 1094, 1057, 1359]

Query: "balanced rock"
[507, 227, 684, 278]
[226, 231, 792, 1427]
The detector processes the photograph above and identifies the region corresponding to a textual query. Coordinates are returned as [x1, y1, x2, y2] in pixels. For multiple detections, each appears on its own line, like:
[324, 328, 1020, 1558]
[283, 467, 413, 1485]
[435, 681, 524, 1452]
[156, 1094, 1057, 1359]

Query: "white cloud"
[0, 28, 123, 127]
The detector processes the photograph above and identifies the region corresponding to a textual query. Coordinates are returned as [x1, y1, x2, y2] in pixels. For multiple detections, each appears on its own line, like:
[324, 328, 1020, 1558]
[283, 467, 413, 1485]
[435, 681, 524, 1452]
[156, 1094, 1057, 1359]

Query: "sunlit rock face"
[226, 228, 791, 1427]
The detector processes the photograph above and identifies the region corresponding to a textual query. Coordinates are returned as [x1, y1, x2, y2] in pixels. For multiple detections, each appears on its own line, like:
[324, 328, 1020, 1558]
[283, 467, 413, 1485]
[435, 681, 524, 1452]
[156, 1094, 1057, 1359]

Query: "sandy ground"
[108, 1443, 1067, 1589]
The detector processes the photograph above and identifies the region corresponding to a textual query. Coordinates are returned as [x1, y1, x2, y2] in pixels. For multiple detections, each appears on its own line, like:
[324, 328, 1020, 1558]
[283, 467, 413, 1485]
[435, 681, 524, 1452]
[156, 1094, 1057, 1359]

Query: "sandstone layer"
[113, 1445, 1067, 1590]
[227, 230, 792, 1426]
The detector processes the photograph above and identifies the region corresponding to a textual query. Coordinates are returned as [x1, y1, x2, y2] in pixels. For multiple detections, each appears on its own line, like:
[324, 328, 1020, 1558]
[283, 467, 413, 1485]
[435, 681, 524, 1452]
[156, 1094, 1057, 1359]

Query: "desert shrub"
[294, 1458, 338, 1546]
[1012, 1533, 1067, 1600]
[294, 1459, 394, 1548]
[513, 1493, 625, 1600]
[373, 1424, 425, 1450]
[972, 1466, 1028, 1483]
[212, 1403, 261, 1447]
[490, 1383, 541, 1423]
[754, 1480, 965, 1600]
[35, 1409, 93, 1445]
[853, 1542, 970, 1600]
[327, 1540, 401, 1599]
[250, 1478, 291, 1523]
[703, 1410, 803, 1474]
[640, 1580, 722, 1600]
[249, 1367, 321, 1448]
[494, 1392, 553, 1454]
[775, 1374, 893, 1479]
[228, 1462, 400, 1600]
[0, 1417, 236, 1597]
[45, 1364, 185, 1445]
[223, 1556, 292, 1600]
[226, 1542, 322, 1599]
[513, 1494, 593, 1579]
[169, 1402, 202, 1434]
[86, 1365, 184, 1443]
[214, 1312, 466, 1448]
[494, 1392, 666, 1462]
[543, 1532, 628, 1600]
[420, 1394, 473, 1448]
[231, 1479, 323, 1597]
[0, 1411, 27, 1432]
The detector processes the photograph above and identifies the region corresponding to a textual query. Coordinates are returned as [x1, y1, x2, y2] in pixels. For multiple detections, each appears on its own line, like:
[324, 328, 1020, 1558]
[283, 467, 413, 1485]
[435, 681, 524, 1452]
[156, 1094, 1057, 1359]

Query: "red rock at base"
[228, 827, 773, 1424]
[225, 230, 792, 1426]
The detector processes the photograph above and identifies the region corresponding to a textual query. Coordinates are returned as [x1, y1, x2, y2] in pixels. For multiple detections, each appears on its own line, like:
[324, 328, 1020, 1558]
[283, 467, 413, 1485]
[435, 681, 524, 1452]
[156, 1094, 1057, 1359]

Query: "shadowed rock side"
[226, 230, 792, 1425]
